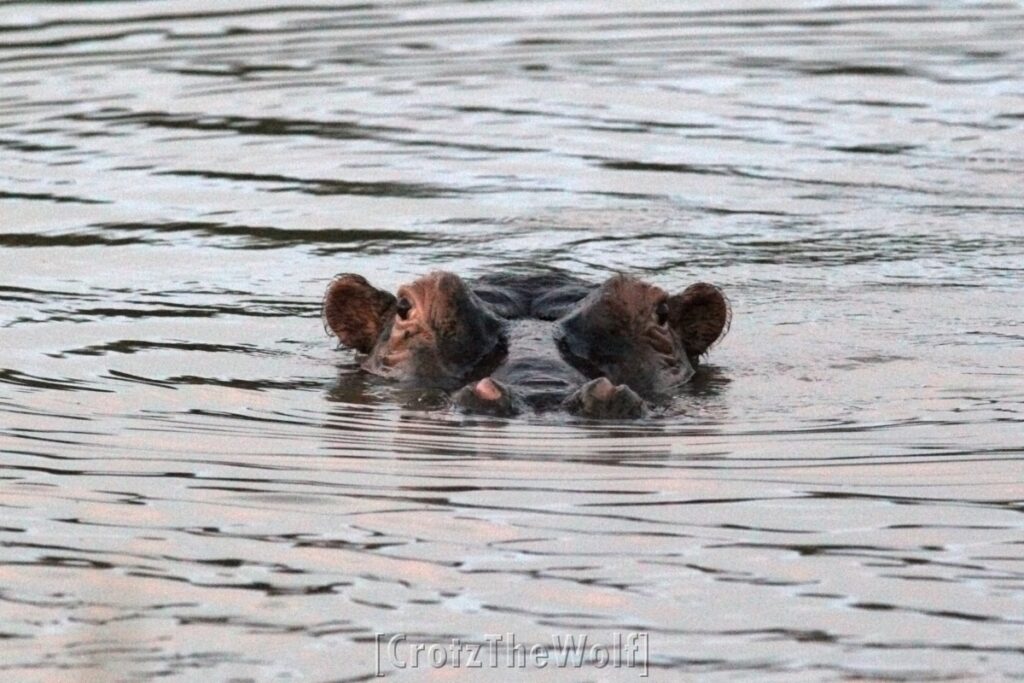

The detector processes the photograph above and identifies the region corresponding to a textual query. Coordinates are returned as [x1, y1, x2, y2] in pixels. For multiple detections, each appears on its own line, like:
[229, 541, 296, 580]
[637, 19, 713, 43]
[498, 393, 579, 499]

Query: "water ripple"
[1, 1, 1023, 680]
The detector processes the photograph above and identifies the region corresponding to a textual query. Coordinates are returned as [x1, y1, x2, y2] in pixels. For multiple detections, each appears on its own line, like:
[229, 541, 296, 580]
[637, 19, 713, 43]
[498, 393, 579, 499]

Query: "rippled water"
[2, 1, 1023, 680]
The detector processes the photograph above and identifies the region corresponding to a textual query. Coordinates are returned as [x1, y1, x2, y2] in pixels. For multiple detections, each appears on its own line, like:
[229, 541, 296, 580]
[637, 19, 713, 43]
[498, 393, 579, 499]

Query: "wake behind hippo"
[323, 271, 730, 418]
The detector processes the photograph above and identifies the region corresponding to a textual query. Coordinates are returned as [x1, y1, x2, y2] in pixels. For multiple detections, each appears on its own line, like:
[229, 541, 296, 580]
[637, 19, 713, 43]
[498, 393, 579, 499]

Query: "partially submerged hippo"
[323, 271, 729, 418]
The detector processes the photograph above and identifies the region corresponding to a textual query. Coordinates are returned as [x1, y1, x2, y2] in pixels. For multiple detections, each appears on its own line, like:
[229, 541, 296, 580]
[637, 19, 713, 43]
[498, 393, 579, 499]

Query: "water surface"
[1, 0, 1023, 680]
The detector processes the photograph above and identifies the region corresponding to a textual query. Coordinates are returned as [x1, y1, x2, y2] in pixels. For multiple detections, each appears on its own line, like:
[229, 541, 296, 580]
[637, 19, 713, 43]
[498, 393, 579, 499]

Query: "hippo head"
[323, 271, 506, 388]
[557, 275, 730, 400]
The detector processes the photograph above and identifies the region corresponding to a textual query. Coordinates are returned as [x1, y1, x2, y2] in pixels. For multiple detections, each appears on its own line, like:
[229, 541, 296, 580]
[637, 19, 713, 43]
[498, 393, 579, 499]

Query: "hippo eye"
[656, 301, 669, 327]
[396, 297, 413, 320]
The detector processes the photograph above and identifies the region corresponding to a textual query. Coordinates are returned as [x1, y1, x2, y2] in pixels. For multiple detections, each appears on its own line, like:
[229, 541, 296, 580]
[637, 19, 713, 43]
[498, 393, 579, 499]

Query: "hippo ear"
[323, 274, 396, 353]
[667, 283, 730, 359]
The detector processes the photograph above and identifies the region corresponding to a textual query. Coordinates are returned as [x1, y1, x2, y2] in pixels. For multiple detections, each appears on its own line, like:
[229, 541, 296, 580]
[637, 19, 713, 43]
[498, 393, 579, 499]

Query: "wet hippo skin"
[323, 271, 730, 418]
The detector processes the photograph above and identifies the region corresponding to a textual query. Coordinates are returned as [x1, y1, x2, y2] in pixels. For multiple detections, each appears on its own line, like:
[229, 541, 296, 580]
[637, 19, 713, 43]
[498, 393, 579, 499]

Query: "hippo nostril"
[589, 377, 616, 401]
[474, 377, 502, 401]
[396, 296, 412, 320]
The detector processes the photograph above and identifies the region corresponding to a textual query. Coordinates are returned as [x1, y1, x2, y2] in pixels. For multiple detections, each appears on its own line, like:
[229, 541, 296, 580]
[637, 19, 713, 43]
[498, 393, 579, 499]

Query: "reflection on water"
[1, 0, 1023, 680]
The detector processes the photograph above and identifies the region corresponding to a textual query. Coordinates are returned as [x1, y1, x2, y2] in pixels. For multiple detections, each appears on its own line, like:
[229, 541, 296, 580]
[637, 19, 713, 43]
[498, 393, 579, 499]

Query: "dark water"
[2, 1, 1024, 680]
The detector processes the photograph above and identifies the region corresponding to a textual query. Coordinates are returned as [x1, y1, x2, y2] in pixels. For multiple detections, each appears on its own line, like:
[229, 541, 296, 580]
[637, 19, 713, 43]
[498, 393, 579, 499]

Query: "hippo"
[323, 271, 729, 418]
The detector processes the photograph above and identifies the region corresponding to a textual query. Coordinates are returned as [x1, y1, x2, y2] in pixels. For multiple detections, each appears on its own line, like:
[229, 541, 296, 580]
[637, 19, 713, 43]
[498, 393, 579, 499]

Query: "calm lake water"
[2, 1, 1023, 680]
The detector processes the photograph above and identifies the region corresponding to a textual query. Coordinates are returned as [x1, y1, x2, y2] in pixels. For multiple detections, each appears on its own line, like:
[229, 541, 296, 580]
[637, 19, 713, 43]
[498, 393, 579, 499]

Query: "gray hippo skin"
[323, 271, 730, 418]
